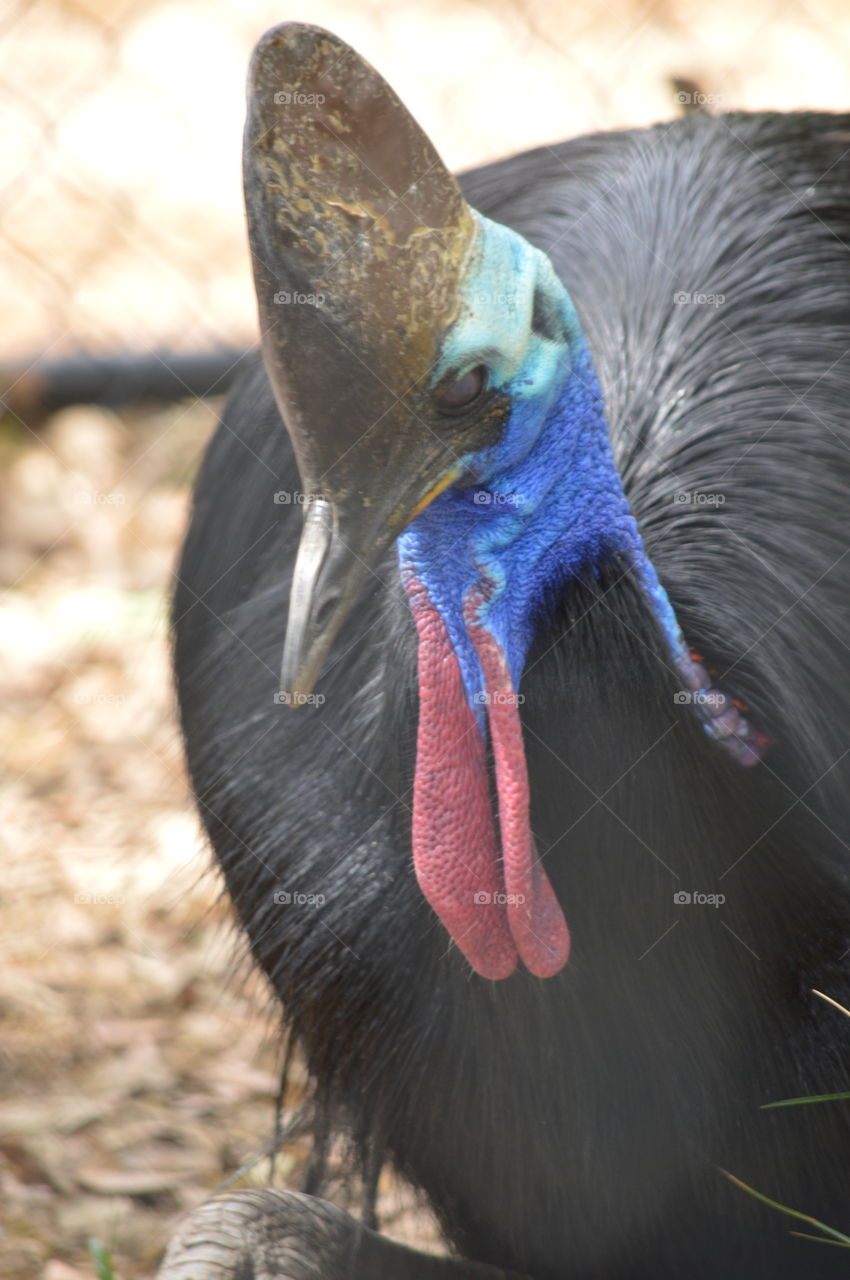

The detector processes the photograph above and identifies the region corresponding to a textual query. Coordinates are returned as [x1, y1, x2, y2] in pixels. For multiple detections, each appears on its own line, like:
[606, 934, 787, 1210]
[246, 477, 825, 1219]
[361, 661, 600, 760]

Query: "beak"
[279, 499, 372, 698]
[279, 498, 341, 697]
[279, 464, 462, 698]
[243, 24, 491, 699]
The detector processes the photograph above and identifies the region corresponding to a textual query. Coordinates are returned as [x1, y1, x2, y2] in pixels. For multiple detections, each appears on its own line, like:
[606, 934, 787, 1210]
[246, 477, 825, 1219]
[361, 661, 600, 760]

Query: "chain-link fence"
[2, 0, 849, 364]
[1, 5, 849, 1276]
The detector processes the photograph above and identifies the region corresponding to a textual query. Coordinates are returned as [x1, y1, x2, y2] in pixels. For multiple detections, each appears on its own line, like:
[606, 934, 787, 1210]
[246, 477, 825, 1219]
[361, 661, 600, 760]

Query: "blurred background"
[1, 1, 848, 1276]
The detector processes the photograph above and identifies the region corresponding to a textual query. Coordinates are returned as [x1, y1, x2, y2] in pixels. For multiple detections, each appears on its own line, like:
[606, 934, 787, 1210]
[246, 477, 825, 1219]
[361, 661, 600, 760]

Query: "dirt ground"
[0, 397, 443, 1277]
[3, 0, 850, 1277]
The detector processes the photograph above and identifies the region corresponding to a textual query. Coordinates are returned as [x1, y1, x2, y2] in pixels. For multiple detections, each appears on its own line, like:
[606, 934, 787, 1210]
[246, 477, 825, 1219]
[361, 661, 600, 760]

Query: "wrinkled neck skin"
[397, 213, 762, 982]
[399, 211, 693, 717]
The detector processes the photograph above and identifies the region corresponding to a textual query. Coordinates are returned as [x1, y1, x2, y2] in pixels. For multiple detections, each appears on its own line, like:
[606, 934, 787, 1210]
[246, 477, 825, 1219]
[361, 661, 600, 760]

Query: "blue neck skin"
[398, 211, 693, 732]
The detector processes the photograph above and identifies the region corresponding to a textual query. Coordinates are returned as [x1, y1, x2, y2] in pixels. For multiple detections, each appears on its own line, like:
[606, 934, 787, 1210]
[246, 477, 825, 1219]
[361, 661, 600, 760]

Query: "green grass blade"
[88, 1239, 117, 1280]
[790, 1232, 850, 1247]
[722, 1171, 850, 1246]
[762, 1091, 850, 1109]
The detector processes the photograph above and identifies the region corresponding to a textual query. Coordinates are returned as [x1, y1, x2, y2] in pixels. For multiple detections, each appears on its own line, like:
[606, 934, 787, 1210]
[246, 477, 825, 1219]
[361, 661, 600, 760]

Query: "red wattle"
[404, 573, 518, 980]
[465, 585, 571, 978]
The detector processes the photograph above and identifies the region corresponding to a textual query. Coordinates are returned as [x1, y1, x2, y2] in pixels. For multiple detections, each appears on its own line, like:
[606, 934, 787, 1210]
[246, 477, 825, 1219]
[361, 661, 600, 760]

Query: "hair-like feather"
[173, 111, 850, 1278]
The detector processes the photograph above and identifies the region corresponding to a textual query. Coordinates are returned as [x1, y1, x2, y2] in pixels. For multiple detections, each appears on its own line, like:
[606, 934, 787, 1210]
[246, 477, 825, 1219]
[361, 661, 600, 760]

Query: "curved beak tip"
[277, 497, 380, 705]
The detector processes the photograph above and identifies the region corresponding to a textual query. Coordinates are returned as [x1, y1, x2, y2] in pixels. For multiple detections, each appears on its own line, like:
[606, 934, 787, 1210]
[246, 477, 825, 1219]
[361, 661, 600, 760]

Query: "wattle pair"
[403, 569, 569, 981]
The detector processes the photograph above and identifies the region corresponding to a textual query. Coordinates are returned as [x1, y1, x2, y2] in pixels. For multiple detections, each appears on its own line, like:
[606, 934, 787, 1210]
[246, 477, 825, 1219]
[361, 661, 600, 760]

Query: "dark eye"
[436, 365, 487, 411]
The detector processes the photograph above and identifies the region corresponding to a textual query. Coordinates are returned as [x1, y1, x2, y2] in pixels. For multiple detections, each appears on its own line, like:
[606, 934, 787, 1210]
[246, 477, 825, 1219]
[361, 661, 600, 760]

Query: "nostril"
[313, 592, 342, 633]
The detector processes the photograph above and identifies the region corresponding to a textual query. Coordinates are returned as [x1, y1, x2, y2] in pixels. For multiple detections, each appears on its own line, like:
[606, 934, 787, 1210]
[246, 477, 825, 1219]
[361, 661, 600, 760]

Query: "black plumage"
[171, 110, 850, 1278]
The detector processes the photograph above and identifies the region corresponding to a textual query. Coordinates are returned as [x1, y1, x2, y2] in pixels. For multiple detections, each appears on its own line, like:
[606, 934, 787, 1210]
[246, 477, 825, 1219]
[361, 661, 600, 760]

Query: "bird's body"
[172, 103, 850, 1279]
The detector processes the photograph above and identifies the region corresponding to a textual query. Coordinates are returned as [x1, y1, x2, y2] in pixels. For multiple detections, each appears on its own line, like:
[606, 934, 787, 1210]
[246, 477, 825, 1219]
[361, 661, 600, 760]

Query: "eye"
[436, 364, 487, 412]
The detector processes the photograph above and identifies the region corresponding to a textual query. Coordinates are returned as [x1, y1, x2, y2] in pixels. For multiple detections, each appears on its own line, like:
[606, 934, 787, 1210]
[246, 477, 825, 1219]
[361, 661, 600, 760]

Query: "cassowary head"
[245, 23, 762, 982]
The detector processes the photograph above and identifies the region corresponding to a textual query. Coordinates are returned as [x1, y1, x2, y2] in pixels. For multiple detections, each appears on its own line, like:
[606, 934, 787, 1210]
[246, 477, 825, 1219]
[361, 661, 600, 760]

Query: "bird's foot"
[157, 1188, 525, 1280]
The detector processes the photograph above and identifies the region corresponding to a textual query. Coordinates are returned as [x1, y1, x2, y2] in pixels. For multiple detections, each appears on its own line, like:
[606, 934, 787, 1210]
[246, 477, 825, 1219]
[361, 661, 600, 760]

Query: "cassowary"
[161, 23, 850, 1280]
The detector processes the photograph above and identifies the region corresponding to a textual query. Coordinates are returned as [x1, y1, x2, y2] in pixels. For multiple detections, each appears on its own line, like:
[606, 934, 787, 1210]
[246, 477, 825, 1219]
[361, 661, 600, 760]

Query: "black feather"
[173, 112, 850, 1278]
